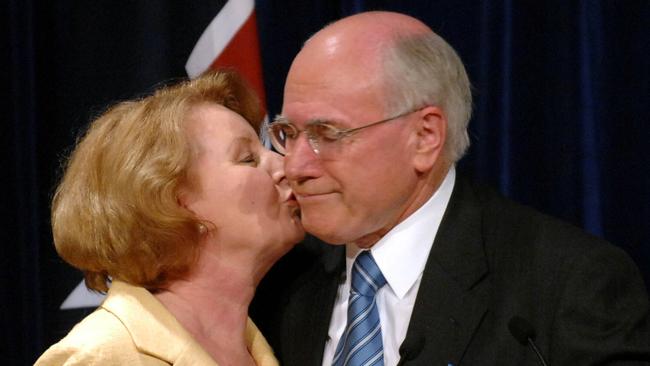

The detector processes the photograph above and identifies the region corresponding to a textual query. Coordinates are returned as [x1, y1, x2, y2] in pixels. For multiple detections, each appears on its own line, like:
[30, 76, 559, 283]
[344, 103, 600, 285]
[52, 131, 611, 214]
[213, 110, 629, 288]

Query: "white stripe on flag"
[60, 280, 105, 309]
[185, 0, 255, 78]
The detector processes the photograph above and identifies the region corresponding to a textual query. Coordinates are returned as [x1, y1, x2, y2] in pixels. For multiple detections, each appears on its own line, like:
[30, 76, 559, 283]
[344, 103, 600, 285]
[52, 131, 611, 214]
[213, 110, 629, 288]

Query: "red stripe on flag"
[209, 11, 267, 114]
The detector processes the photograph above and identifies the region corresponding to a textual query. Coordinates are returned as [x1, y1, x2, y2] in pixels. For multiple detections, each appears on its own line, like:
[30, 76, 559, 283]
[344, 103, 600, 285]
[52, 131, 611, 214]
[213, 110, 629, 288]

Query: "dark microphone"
[397, 334, 425, 365]
[508, 316, 549, 366]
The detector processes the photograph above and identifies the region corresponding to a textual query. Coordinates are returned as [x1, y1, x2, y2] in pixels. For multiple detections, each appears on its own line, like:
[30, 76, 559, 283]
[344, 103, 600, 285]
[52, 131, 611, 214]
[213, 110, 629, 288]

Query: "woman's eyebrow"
[227, 136, 253, 155]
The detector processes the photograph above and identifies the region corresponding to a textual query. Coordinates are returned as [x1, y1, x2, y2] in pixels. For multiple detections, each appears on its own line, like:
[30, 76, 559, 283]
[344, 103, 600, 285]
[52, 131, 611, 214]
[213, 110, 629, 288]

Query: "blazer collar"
[291, 241, 345, 365]
[400, 177, 490, 365]
[101, 281, 215, 365]
[432, 176, 488, 290]
[101, 281, 278, 366]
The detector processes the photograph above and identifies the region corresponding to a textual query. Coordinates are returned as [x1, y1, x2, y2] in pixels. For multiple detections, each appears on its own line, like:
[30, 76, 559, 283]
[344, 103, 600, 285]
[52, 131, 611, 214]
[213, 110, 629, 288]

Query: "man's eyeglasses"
[268, 107, 422, 156]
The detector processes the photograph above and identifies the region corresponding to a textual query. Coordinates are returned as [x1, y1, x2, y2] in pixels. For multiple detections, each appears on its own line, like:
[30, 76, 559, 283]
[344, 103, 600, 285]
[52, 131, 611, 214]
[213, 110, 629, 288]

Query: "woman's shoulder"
[34, 308, 163, 365]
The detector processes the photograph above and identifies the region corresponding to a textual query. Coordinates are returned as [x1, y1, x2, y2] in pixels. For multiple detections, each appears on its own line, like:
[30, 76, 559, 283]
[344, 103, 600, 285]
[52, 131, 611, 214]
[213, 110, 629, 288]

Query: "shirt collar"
[346, 167, 456, 299]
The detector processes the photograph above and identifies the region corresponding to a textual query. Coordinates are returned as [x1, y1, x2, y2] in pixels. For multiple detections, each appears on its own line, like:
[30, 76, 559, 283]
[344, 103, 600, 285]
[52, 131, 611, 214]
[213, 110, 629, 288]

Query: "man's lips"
[282, 192, 301, 218]
[294, 192, 336, 202]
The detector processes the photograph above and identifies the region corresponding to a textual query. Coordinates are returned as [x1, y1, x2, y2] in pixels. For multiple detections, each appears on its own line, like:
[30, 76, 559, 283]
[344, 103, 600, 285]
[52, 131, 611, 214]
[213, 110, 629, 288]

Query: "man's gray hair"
[382, 32, 472, 163]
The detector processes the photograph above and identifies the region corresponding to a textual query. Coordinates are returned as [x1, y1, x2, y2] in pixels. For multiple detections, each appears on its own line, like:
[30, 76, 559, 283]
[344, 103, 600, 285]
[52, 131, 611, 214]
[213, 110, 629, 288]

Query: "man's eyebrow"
[273, 114, 345, 128]
[307, 118, 330, 125]
[274, 114, 344, 127]
[308, 118, 353, 129]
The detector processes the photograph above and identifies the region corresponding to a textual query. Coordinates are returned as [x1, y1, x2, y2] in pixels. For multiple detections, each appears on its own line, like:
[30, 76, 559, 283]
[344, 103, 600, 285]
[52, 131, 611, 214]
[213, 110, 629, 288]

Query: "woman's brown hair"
[51, 70, 263, 292]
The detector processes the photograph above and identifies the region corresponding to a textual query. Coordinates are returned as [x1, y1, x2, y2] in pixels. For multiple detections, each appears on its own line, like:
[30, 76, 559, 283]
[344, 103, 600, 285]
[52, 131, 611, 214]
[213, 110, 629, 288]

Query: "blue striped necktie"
[332, 251, 387, 366]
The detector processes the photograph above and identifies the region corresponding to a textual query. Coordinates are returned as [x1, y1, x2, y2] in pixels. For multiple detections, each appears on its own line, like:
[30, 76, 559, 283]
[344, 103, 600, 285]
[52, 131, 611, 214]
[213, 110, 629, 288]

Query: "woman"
[35, 70, 304, 365]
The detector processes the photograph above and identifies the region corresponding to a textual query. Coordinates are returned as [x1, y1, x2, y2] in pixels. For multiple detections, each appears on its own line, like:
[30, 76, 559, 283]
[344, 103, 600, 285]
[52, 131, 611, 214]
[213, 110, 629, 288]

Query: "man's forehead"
[279, 98, 350, 126]
[282, 79, 384, 116]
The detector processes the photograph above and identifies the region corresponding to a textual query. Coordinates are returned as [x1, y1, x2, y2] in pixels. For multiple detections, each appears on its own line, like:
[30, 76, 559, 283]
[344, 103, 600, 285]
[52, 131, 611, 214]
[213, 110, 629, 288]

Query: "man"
[256, 11, 650, 365]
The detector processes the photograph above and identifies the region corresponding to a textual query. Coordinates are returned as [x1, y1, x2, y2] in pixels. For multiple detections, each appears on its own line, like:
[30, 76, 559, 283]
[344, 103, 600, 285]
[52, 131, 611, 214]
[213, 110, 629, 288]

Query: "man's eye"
[271, 123, 297, 141]
[312, 124, 341, 142]
[281, 126, 298, 139]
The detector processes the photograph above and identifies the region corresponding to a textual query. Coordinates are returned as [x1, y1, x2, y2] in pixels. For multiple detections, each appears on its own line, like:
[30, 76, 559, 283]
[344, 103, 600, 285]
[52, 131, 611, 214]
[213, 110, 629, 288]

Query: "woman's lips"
[283, 189, 302, 205]
[284, 191, 297, 203]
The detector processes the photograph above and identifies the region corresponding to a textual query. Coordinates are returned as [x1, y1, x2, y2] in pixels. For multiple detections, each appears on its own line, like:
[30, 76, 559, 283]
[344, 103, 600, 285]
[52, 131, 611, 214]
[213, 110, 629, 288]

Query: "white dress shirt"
[321, 167, 456, 366]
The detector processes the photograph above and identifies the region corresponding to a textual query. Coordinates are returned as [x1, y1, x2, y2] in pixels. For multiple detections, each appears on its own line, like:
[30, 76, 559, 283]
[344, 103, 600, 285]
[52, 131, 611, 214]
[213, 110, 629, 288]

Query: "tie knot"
[351, 251, 387, 297]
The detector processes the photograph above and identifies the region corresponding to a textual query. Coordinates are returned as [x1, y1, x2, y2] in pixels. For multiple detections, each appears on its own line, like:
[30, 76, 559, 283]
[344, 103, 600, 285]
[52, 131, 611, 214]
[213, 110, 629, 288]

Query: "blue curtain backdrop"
[3, 1, 648, 364]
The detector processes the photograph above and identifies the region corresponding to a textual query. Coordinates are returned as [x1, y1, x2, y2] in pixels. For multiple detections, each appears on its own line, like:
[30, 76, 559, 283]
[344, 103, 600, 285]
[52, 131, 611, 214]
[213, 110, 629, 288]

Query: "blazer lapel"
[401, 178, 490, 365]
[101, 281, 217, 365]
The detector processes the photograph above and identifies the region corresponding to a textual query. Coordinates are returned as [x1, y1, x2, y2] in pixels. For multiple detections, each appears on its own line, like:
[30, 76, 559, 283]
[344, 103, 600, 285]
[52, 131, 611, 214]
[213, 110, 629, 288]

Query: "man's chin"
[302, 218, 349, 245]
[315, 236, 348, 245]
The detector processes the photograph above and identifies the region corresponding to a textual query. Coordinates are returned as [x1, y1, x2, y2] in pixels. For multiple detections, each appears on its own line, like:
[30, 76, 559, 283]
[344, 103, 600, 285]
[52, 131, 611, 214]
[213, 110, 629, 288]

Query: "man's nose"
[284, 133, 321, 184]
[269, 150, 287, 185]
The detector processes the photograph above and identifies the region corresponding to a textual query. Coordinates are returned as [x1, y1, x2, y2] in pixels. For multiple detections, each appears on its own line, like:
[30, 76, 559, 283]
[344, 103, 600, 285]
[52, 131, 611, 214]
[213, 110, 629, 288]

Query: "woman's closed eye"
[239, 152, 259, 166]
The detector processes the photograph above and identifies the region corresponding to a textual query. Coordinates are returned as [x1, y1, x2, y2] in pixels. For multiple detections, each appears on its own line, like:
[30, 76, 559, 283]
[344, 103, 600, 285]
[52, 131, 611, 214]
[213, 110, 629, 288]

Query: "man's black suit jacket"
[251, 177, 650, 365]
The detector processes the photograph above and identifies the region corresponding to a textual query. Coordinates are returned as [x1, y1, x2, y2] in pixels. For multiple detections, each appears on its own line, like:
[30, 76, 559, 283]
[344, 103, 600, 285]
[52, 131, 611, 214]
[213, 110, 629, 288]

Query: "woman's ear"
[412, 105, 447, 173]
[176, 186, 195, 211]
[177, 188, 208, 234]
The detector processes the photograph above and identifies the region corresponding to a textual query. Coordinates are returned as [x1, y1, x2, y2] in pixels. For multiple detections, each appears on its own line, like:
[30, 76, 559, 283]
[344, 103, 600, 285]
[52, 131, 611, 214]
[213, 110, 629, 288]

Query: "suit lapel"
[284, 242, 344, 365]
[401, 178, 490, 365]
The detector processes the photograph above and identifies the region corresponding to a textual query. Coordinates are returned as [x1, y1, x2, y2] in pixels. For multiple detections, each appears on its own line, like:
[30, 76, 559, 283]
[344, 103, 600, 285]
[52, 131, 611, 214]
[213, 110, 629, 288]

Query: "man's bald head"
[286, 11, 472, 163]
[305, 11, 432, 50]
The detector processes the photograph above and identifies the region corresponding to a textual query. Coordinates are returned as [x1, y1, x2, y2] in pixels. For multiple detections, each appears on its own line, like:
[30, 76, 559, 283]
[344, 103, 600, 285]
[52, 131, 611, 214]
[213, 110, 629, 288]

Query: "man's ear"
[412, 105, 446, 173]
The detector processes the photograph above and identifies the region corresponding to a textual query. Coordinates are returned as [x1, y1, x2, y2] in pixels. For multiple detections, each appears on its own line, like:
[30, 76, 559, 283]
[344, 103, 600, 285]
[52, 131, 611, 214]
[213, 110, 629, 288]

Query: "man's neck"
[351, 163, 451, 248]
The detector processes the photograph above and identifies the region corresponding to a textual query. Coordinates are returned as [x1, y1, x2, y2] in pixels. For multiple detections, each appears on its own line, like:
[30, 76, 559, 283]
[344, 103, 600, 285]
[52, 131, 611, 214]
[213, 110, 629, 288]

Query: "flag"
[185, 0, 270, 145]
[186, 0, 266, 106]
